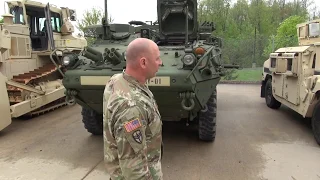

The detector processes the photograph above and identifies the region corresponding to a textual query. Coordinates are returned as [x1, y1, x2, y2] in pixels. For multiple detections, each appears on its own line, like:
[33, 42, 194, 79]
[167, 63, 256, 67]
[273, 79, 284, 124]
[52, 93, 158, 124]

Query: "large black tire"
[265, 78, 281, 109]
[311, 101, 320, 146]
[81, 107, 103, 135]
[198, 90, 217, 142]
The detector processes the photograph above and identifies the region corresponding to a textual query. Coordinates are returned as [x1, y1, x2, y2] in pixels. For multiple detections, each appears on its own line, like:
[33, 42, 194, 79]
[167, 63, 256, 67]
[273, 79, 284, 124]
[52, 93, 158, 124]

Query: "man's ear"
[140, 57, 147, 69]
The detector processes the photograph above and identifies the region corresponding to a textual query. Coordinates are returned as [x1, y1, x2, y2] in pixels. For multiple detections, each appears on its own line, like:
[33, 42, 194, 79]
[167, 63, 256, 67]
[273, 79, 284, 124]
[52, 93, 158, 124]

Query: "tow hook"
[180, 92, 195, 111]
[201, 104, 208, 112]
[65, 90, 77, 106]
[66, 95, 76, 106]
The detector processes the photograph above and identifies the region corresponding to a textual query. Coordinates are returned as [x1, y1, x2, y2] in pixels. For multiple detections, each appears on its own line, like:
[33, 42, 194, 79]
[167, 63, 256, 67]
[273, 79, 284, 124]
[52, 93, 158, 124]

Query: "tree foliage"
[263, 15, 306, 56]
[197, 0, 317, 67]
[76, 7, 114, 45]
[73, 1, 318, 67]
[0, 18, 3, 23]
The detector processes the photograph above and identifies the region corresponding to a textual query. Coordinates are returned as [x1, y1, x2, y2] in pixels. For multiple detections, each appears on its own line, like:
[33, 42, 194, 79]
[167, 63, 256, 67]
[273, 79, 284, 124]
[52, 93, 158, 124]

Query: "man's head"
[125, 38, 162, 80]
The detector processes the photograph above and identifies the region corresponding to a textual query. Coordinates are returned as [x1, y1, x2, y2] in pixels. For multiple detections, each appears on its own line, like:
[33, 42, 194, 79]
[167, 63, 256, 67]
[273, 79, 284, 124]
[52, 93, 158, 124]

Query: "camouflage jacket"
[103, 71, 163, 180]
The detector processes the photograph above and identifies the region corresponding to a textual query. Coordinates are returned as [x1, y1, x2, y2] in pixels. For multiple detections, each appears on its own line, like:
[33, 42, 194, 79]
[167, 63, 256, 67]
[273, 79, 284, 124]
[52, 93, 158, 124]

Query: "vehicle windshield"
[309, 22, 320, 37]
[8, 5, 62, 33]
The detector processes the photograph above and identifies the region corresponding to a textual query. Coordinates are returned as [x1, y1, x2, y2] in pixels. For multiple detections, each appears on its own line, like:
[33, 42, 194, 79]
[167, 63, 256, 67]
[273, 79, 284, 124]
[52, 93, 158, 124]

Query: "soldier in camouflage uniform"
[103, 38, 163, 180]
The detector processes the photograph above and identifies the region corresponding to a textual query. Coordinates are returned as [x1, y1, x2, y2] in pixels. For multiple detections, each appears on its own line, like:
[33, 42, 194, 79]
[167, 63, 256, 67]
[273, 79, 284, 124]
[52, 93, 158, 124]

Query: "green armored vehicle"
[60, 0, 238, 141]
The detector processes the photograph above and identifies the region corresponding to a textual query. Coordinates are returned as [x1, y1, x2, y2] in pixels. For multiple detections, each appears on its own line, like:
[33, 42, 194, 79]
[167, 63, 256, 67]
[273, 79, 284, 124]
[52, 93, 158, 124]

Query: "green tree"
[0, 18, 3, 23]
[76, 7, 114, 45]
[263, 15, 307, 57]
[197, 0, 314, 68]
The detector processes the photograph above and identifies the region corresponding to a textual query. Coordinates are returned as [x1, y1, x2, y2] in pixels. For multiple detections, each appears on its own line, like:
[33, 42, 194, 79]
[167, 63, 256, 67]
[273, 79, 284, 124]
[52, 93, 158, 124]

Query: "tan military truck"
[260, 18, 320, 145]
[0, 0, 87, 131]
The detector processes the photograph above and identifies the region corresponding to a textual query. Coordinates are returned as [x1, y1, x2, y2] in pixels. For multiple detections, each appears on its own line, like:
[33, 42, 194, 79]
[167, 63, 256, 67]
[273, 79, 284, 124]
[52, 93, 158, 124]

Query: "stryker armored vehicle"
[0, 0, 87, 132]
[61, 0, 238, 141]
[261, 18, 320, 145]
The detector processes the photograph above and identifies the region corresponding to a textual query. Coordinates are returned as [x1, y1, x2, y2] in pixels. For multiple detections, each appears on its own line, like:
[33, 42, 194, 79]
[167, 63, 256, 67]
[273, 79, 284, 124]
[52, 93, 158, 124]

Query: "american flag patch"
[124, 118, 142, 132]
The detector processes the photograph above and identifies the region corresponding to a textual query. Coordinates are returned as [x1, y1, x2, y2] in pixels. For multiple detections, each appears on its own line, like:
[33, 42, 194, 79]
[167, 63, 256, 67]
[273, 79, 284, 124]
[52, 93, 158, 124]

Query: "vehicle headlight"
[62, 53, 77, 68]
[182, 54, 196, 66]
[63, 56, 71, 66]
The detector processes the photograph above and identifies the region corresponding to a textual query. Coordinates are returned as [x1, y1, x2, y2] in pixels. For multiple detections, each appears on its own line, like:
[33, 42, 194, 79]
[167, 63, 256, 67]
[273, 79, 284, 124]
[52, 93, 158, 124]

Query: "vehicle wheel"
[265, 78, 281, 109]
[198, 90, 217, 142]
[81, 107, 103, 135]
[311, 101, 320, 145]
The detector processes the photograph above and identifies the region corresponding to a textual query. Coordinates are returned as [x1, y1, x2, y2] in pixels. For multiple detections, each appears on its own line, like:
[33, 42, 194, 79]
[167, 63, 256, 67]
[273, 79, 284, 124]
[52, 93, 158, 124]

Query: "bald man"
[103, 38, 163, 180]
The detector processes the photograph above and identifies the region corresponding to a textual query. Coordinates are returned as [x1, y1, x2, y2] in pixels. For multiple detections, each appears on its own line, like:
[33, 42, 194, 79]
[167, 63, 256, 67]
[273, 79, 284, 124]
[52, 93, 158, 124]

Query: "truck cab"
[2, 0, 86, 52]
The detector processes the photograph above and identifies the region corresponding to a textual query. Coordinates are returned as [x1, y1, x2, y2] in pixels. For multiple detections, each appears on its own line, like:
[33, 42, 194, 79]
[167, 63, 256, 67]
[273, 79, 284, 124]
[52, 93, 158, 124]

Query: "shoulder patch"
[124, 118, 142, 132]
[132, 130, 143, 144]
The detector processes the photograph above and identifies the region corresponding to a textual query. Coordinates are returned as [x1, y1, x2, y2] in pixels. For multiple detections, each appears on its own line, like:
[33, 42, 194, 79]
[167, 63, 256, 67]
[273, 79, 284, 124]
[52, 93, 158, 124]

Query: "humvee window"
[271, 58, 276, 68]
[299, 26, 305, 38]
[287, 58, 292, 71]
[309, 22, 320, 37]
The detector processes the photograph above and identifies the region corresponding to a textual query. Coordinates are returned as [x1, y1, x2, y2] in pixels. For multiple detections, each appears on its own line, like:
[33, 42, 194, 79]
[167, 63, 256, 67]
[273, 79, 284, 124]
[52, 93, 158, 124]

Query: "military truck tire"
[81, 107, 103, 135]
[311, 101, 320, 145]
[265, 78, 281, 109]
[198, 90, 217, 142]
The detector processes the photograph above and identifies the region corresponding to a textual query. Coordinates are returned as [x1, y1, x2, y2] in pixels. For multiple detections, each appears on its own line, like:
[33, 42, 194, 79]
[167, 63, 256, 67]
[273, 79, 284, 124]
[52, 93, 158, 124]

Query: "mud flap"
[0, 72, 12, 131]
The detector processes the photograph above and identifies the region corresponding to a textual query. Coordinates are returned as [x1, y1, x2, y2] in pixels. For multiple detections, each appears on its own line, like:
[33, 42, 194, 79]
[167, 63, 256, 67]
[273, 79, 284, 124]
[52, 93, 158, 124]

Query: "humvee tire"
[312, 101, 320, 145]
[265, 78, 281, 109]
[81, 107, 103, 135]
[198, 90, 217, 141]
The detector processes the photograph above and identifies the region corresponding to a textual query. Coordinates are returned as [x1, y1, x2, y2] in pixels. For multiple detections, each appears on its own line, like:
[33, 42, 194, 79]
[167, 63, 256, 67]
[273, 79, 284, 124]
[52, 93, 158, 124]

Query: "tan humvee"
[260, 18, 320, 145]
[0, 0, 87, 132]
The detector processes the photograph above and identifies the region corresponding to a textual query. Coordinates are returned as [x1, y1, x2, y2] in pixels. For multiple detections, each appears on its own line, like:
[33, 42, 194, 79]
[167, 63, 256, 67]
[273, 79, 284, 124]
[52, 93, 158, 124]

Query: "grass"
[222, 67, 263, 81]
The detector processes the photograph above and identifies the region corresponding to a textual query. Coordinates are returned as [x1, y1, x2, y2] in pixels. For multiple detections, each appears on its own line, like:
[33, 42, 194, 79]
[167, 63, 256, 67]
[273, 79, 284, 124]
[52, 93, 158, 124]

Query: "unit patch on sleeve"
[132, 130, 143, 144]
[124, 118, 142, 133]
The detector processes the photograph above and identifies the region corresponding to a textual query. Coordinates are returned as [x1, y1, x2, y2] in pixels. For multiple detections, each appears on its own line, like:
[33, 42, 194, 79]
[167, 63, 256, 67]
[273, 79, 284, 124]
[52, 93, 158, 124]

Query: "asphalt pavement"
[0, 84, 319, 180]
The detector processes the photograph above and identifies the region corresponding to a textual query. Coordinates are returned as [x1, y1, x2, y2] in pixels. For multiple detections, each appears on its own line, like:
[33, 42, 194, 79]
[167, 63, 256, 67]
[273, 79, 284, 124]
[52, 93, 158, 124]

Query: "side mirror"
[69, 10, 77, 21]
[70, 14, 76, 21]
